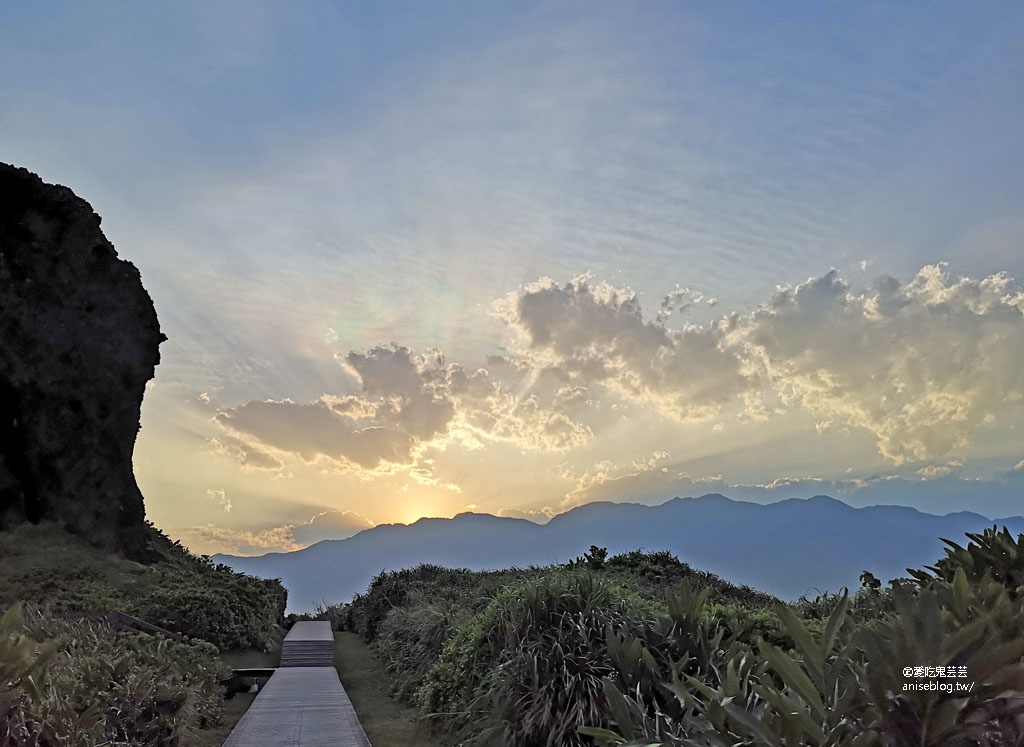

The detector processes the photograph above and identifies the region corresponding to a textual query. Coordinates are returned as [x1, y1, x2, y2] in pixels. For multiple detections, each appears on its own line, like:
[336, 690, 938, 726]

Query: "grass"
[191, 646, 280, 745]
[193, 691, 257, 747]
[334, 631, 452, 747]
[0, 522, 289, 746]
[0, 522, 159, 608]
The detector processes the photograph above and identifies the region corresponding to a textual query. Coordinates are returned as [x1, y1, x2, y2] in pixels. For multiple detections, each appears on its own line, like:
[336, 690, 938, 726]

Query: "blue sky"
[3, 2, 1024, 555]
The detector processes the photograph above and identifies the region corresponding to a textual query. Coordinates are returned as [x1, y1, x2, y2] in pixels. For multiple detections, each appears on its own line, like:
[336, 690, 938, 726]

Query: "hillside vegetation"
[0, 521, 287, 746]
[339, 534, 1024, 747]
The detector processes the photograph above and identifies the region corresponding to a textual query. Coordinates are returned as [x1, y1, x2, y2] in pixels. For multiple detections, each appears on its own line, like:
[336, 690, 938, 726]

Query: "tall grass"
[419, 570, 659, 747]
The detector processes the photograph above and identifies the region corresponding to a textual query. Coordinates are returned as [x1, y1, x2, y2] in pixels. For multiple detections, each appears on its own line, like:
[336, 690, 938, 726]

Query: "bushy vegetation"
[344, 550, 787, 745]
[419, 571, 660, 746]
[0, 521, 288, 745]
[0, 522, 286, 651]
[345, 536, 1024, 747]
[585, 529, 1024, 747]
[135, 563, 286, 651]
[1, 603, 228, 747]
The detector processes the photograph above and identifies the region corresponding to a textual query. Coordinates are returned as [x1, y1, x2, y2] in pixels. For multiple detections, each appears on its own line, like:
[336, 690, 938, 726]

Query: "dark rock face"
[0, 164, 165, 559]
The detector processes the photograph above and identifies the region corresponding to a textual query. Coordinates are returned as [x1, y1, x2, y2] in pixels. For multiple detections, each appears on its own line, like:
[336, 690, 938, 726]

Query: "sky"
[3, 2, 1024, 556]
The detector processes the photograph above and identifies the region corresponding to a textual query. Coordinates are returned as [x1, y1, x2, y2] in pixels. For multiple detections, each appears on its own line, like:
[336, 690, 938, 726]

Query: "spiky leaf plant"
[910, 526, 1024, 596]
[419, 570, 658, 747]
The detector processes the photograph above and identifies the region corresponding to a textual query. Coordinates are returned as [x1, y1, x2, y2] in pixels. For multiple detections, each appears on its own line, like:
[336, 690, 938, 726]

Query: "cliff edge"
[0, 163, 165, 559]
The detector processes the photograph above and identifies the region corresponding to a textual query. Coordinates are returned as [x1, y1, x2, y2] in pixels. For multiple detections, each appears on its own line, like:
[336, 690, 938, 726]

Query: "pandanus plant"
[582, 568, 1024, 747]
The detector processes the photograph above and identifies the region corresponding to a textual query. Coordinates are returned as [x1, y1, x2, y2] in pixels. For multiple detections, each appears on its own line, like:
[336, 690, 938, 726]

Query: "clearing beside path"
[334, 631, 450, 747]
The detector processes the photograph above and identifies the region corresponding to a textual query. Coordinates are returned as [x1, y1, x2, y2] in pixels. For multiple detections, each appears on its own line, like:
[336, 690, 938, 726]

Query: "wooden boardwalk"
[280, 622, 336, 667]
[222, 622, 371, 747]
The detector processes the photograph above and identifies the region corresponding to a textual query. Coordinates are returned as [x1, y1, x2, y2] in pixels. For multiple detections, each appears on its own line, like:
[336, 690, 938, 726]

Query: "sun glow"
[397, 496, 448, 526]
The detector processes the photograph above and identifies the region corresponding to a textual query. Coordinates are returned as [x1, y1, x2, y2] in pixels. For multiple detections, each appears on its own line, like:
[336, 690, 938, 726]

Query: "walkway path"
[222, 622, 371, 747]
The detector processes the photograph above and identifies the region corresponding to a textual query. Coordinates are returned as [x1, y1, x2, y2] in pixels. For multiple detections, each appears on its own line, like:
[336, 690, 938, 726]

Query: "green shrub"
[135, 564, 285, 651]
[706, 600, 788, 652]
[345, 564, 530, 643]
[584, 538, 1024, 747]
[286, 601, 348, 631]
[375, 599, 467, 702]
[911, 525, 1024, 596]
[0, 523, 286, 652]
[1, 605, 228, 747]
[419, 570, 659, 747]
[603, 549, 777, 609]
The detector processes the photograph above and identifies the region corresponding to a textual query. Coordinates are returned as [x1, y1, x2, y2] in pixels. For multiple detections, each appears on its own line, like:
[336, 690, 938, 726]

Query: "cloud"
[498, 506, 558, 523]
[207, 436, 284, 471]
[178, 524, 300, 556]
[500, 267, 1024, 465]
[551, 385, 592, 411]
[495, 276, 757, 423]
[206, 488, 231, 512]
[741, 266, 1024, 464]
[290, 509, 375, 546]
[446, 365, 592, 452]
[214, 345, 451, 470]
[216, 398, 417, 470]
[916, 461, 964, 480]
[175, 508, 376, 556]
[215, 343, 591, 480]
[216, 264, 1024, 481]
[561, 451, 687, 508]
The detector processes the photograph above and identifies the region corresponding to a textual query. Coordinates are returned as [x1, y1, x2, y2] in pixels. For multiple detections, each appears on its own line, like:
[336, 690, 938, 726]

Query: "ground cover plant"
[344, 536, 1024, 747]
[0, 521, 287, 651]
[343, 550, 787, 746]
[584, 528, 1024, 747]
[1, 603, 228, 747]
[1, 521, 289, 746]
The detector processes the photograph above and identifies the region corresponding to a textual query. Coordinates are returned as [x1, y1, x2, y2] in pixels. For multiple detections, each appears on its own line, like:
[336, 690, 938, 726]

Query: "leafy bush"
[1, 603, 229, 747]
[375, 599, 465, 701]
[584, 534, 1024, 747]
[911, 525, 1024, 595]
[0, 523, 286, 652]
[419, 570, 659, 747]
[286, 601, 348, 631]
[345, 564, 528, 643]
[136, 563, 286, 651]
[604, 549, 777, 609]
[339, 552, 782, 745]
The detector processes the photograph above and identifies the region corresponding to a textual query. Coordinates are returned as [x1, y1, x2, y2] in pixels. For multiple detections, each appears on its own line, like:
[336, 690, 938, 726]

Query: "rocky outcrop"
[0, 163, 165, 559]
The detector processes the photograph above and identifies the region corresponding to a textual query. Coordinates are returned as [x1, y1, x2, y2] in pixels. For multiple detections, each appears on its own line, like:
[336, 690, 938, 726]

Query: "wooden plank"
[280, 622, 336, 667]
[222, 667, 372, 747]
[222, 622, 373, 746]
[285, 622, 335, 642]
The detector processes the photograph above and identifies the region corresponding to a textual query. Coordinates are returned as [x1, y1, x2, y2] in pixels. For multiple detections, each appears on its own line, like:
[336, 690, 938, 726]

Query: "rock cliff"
[0, 163, 165, 559]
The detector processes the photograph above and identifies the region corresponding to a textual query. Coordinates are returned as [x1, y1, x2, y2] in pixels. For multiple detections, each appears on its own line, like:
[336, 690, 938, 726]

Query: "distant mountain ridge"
[213, 494, 1024, 612]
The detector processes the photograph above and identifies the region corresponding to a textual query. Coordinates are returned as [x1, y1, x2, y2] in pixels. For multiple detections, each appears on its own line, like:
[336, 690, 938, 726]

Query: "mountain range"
[213, 494, 1024, 613]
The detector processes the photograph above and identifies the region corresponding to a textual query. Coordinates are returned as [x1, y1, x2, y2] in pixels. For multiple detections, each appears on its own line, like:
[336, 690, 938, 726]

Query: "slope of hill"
[214, 494, 1024, 611]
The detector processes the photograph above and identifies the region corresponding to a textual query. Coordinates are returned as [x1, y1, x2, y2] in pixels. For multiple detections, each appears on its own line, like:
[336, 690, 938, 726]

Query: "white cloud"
[740, 266, 1024, 464]
[500, 267, 1024, 465]
[206, 488, 232, 512]
[495, 276, 757, 423]
[498, 506, 558, 523]
[207, 436, 284, 471]
[290, 509, 375, 546]
[215, 343, 592, 482]
[916, 461, 964, 480]
[561, 451, 681, 508]
[175, 508, 376, 556]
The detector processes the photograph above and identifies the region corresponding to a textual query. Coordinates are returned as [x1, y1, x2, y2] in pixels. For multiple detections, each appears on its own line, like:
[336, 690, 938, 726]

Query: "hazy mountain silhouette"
[213, 494, 1024, 612]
